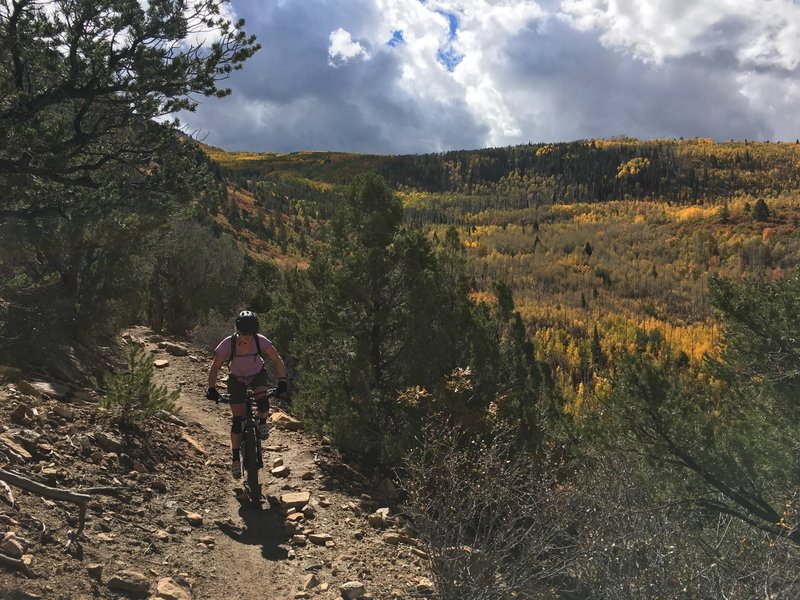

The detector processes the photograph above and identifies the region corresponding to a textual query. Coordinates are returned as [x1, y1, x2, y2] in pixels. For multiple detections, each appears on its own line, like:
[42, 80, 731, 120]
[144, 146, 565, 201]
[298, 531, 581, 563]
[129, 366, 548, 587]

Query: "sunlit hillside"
[202, 138, 800, 408]
[426, 195, 800, 409]
[202, 144, 388, 185]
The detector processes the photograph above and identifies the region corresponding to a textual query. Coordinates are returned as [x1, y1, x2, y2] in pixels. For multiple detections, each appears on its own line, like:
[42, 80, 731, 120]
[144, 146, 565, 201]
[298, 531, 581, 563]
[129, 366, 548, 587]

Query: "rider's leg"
[253, 387, 269, 439]
[251, 369, 272, 437]
[227, 375, 247, 453]
[230, 409, 244, 448]
[253, 385, 269, 418]
[228, 405, 244, 479]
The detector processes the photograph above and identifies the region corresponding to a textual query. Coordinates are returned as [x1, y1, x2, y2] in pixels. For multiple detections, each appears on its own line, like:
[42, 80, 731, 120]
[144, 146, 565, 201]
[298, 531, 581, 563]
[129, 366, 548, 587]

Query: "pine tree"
[100, 343, 179, 426]
[718, 203, 730, 224]
[752, 198, 770, 222]
[591, 324, 603, 370]
[1, 0, 259, 208]
[608, 270, 800, 547]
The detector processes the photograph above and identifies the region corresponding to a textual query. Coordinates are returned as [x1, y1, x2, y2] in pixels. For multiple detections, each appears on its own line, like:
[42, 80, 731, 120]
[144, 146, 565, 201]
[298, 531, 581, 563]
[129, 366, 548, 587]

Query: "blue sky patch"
[437, 46, 464, 71]
[436, 9, 459, 40]
[388, 30, 404, 47]
[434, 9, 461, 71]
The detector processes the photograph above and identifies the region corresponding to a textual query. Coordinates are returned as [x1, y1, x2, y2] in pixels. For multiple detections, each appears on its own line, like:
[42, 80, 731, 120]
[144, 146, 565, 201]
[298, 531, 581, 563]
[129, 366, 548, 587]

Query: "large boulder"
[162, 342, 189, 357]
[19, 379, 71, 400]
[269, 411, 303, 431]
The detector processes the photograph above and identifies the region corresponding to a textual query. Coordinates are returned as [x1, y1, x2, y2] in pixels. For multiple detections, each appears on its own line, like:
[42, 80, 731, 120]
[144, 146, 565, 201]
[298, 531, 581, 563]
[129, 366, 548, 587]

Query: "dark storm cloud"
[180, 0, 488, 154]
[499, 19, 773, 143]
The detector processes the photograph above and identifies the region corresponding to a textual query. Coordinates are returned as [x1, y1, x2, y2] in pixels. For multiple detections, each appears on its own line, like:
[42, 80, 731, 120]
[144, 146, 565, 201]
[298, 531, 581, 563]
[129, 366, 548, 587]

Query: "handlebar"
[211, 387, 291, 413]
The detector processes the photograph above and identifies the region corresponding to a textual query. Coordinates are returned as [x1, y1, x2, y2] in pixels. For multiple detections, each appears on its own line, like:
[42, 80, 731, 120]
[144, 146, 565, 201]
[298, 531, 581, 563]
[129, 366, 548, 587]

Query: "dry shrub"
[189, 310, 232, 354]
[402, 422, 572, 600]
[403, 426, 800, 599]
[567, 450, 800, 599]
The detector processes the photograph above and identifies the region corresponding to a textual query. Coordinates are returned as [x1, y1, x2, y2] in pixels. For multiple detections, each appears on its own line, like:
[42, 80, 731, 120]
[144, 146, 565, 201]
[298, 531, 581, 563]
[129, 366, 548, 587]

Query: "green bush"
[99, 342, 178, 426]
[149, 221, 246, 334]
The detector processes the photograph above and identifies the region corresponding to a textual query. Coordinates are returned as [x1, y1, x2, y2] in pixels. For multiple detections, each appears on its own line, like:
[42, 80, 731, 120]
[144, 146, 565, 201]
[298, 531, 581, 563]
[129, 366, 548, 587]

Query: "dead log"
[77, 486, 126, 496]
[0, 468, 91, 550]
[0, 551, 32, 576]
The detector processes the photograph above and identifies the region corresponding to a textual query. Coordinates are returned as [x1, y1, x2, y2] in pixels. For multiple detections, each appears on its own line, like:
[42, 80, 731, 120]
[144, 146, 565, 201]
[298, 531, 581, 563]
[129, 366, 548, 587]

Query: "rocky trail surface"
[0, 326, 434, 599]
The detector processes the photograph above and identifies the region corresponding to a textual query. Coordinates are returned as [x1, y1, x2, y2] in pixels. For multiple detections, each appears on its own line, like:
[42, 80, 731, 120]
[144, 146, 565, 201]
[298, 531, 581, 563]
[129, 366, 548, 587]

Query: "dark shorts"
[226, 369, 271, 404]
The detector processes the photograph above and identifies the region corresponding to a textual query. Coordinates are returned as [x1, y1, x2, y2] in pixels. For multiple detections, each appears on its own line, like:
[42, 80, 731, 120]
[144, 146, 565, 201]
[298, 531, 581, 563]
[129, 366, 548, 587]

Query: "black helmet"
[235, 310, 259, 335]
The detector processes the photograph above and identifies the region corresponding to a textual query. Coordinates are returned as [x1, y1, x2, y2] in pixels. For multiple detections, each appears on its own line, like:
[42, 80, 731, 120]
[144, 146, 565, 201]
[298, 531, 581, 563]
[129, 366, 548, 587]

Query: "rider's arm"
[264, 344, 286, 380]
[208, 354, 225, 388]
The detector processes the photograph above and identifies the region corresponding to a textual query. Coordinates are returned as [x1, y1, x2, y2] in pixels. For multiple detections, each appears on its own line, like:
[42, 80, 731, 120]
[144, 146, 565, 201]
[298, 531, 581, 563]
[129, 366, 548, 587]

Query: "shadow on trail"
[215, 494, 291, 561]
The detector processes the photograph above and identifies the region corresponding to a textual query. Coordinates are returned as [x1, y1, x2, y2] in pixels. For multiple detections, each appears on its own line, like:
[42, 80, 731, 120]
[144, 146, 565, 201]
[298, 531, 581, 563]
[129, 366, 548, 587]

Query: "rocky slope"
[0, 326, 435, 599]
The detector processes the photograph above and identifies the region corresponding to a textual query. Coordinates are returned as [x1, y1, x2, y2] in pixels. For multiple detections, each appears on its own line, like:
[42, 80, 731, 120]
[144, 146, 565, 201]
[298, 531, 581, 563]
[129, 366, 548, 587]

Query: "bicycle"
[214, 387, 284, 506]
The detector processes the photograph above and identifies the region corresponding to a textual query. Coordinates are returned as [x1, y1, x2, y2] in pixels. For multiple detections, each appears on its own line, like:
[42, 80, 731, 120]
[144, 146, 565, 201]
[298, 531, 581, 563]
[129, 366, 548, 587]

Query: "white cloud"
[549, 0, 800, 142]
[447, 1, 547, 144]
[328, 28, 371, 66]
[366, 0, 546, 146]
[558, 0, 800, 69]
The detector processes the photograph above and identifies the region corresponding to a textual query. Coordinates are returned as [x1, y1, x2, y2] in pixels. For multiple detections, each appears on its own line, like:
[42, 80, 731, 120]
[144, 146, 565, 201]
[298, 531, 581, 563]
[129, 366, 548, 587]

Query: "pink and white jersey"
[215, 334, 274, 379]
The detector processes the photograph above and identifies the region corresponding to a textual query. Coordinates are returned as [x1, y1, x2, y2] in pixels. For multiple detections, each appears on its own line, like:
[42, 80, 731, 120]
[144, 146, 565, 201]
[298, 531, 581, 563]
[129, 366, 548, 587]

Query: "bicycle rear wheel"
[243, 427, 261, 504]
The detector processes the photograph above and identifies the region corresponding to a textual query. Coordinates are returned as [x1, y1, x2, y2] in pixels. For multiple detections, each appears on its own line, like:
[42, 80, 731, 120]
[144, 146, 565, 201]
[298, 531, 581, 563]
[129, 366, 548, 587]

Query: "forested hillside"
[207, 137, 800, 203]
[202, 139, 800, 411]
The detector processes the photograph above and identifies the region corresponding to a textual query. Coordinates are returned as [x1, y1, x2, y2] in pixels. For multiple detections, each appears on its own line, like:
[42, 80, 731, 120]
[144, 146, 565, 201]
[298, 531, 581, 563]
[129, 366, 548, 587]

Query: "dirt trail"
[0, 326, 433, 600]
[166, 376, 298, 599]
[130, 326, 433, 599]
[169, 382, 325, 599]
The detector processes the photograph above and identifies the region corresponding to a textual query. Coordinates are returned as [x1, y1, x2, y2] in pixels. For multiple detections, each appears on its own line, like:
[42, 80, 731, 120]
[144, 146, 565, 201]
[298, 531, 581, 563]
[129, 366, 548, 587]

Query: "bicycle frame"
[240, 392, 263, 504]
[216, 388, 278, 506]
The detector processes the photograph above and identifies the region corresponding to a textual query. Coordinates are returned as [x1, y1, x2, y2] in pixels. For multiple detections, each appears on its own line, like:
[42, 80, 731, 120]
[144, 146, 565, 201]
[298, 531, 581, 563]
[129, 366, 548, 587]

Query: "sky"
[179, 0, 800, 155]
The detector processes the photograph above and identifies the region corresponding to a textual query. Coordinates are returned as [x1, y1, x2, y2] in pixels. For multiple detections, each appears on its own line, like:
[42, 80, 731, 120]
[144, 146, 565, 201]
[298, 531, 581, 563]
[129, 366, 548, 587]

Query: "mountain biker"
[206, 310, 287, 479]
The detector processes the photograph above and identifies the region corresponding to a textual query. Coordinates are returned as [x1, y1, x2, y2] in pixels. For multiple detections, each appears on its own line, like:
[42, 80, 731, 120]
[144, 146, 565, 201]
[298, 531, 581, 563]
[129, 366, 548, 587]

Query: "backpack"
[229, 333, 262, 362]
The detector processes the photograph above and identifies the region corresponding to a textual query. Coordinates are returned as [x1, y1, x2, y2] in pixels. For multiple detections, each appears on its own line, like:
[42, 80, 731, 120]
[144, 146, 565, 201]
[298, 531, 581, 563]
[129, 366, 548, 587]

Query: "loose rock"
[156, 576, 192, 600]
[1, 533, 25, 557]
[86, 563, 103, 579]
[281, 491, 311, 509]
[302, 573, 319, 590]
[340, 580, 366, 599]
[270, 411, 303, 431]
[308, 533, 333, 546]
[53, 404, 74, 420]
[107, 570, 150, 593]
[94, 431, 124, 452]
[272, 465, 290, 478]
[163, 343, 190, 357]
[368, 508, 391, 529]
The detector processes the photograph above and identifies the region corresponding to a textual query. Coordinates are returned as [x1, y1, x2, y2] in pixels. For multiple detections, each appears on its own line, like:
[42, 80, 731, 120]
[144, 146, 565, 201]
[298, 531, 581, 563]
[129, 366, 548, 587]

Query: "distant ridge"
[203, 138, 800, 205]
